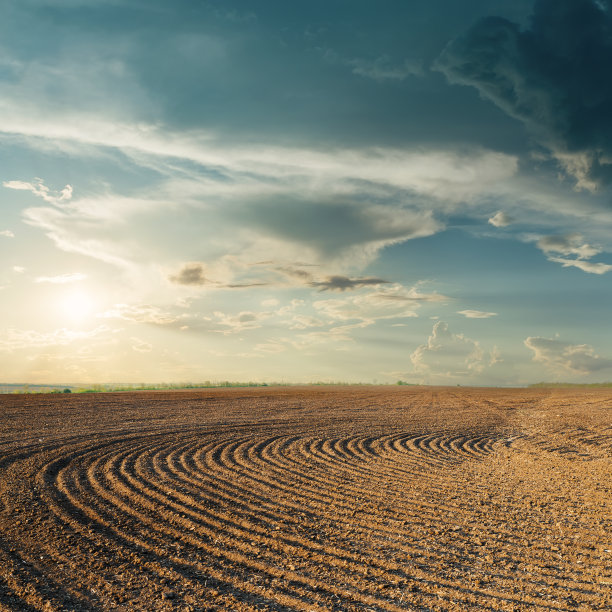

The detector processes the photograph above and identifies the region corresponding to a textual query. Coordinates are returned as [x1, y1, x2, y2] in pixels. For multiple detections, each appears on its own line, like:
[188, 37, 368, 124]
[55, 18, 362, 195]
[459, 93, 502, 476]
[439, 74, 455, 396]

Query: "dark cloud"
[276, 266, 314, 281]
[436, 0, 612, 189]
[225, 282, 269, 288]
[169, 262, 208, 286]
[242, 197, 440, 259]
[310, 275, 389, 291]
[275, 266, 389, 291]
[169, 263, 269, 288]
[1, 0, 533, 151]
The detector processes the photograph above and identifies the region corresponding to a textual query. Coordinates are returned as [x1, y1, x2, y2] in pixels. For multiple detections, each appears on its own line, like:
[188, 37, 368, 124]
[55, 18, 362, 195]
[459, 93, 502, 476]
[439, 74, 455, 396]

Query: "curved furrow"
[274, 436, 606, 594]
[40, 432, 604, 604]
[182, 435, 602, 601]
[1, 387, 610, 611]
[35, 438, 285, 609]
[154, 436, 567, 609]
[115, 436, 434, 611]
[49, 438, 344, 611]
[31, 441, 201, 608]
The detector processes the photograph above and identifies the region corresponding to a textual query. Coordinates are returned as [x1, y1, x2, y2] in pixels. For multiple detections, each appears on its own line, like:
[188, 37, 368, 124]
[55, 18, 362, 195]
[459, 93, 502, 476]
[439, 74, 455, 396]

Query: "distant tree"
[62, 388, 72, 393]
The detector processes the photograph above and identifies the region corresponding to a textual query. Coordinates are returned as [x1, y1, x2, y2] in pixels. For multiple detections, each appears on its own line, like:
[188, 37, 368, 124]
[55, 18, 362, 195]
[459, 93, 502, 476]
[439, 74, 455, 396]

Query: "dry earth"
[0, 385, 610, 611]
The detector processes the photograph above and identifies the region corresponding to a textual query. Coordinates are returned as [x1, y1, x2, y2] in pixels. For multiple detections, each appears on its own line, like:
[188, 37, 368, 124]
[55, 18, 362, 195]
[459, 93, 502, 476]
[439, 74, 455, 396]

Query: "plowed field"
[0, 386, 610, 611]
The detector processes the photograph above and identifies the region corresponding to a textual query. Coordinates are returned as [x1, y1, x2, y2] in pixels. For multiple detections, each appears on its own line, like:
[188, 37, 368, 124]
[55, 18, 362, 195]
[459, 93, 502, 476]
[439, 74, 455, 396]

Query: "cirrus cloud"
[35, 272, 87, 284]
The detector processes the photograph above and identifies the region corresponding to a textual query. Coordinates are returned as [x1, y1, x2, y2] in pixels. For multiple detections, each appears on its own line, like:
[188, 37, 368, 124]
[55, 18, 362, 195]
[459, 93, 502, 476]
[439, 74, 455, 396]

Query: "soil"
[0, 385, 609, 611]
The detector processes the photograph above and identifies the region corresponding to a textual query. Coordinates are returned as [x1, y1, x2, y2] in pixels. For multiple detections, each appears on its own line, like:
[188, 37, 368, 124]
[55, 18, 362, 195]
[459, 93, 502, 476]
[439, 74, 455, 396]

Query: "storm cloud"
[436, 0, 612, 190]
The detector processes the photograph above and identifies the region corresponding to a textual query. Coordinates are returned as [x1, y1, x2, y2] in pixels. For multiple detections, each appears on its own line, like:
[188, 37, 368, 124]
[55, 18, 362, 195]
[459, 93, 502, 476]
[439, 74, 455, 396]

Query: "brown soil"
[0, 385, 609, 611]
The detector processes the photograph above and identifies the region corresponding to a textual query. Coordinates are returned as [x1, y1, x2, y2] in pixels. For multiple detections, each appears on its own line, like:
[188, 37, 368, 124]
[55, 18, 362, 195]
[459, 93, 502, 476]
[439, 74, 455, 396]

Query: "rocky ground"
[0, 385, 610, 611]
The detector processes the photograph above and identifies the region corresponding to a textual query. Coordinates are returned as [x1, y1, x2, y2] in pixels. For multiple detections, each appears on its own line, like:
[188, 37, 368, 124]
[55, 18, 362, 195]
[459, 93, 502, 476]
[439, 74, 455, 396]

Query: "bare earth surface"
[0, 385, 610, 611]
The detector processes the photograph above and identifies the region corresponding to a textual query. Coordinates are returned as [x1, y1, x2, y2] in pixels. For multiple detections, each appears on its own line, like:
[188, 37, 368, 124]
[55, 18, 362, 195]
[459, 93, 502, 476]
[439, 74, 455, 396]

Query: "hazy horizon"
[2, 0, 612, 386]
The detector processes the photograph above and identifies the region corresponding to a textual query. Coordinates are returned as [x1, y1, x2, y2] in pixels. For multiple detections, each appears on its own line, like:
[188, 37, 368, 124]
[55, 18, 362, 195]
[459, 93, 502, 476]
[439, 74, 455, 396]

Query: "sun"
[60, 290, 94, 321]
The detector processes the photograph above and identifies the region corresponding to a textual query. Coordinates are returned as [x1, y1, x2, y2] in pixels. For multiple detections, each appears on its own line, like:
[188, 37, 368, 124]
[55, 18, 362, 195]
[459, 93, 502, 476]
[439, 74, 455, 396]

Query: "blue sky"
[2, 0, 612, 385]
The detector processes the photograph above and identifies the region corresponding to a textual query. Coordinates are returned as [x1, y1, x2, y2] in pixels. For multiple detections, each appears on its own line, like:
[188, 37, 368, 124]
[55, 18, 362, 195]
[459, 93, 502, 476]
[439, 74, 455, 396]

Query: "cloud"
[168, 261, 269, 289]
[169, 262, 209, 286]
[534, 233, 612, 273]
[287, 315, 327, 330]
[131, 337, 153, 353]
[525, 336, 612, 375]
[537, 234, 600, 259]
[22, 194, 143, 269]
[35, 272, 87, 284]
[244, 198, 441, 264]
[99, 304, 180, 326]
[3, 178, 73, 204]
[0, 326, 113, 352]
[547, 257, 612, 274]
[4, 128, 518, 277]
[309, 275, 389, 292]
[275, 266, 316, 283]
[0, 230, 14, 238]
[274, 267, 388, 291]
[213, 310, 272, 334]
[489, 345, 503, 366]
[12, 266, 25, 274]
[436, 0, 612, 190]
[488, 211, 513, 227]
[313, 284, 448, 324]
[284, 321, 372, 350]
[457, 310, 498, 319]
[347, 55, 423, 81]
[410, 321, 485, 379]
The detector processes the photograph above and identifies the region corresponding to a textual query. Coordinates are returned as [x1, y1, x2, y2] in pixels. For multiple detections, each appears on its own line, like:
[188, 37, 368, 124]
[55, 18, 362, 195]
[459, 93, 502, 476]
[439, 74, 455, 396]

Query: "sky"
[2, 0, 612, 386]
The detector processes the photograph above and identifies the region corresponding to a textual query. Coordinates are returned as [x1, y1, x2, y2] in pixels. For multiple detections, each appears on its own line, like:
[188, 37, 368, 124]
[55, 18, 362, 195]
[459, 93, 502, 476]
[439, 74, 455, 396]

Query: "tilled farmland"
[0, 386, 610, 611]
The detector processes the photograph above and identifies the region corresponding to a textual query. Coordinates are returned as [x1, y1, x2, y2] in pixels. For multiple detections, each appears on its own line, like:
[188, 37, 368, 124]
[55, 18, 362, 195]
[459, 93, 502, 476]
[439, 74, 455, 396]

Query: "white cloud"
[213, 310, 272, 334]
[0, 230, 14, 238]
[0, 112, 519, 202]
[488, 211, 513, 227]
[285, 321, 370, 350]
[313, 284, 448, 325]
[131, 337, 153, 353]
[35, 272, 87, 284]
[534, 233, 611, 274]
[525, 336, 612, 376]
[0, 326, 113, 352]
[3, 178, 73, 204]
[288, 315, 326, 330]
[457, 309, 498, 319]
[410, 321, 485, 380]
[537, 233, 600, 259]
[0, 113, 525, 279]
[99, 304, 180, 326]
[489, 345, 502, 366]
[12, 266, 25, 274]
[547, 257, 612, 275]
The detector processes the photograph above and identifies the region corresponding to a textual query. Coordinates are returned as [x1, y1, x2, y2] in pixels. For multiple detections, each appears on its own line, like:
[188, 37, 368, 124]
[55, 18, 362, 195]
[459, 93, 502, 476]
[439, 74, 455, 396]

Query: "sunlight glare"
[59, 290, 94, 321]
